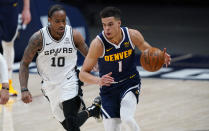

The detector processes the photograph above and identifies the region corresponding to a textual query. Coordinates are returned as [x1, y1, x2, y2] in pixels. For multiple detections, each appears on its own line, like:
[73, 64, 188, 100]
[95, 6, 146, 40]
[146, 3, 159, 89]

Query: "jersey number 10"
[51, 57, 65, 67]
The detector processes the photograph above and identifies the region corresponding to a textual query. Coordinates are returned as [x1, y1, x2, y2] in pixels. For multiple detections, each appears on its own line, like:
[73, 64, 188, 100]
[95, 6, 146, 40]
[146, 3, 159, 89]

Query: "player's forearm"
[140, 41, 152, 51]
[79, 71, 100, 85]
[78, 43, 89, 57]
[19, 61, 30, 89]
[23, 0, 30, 11]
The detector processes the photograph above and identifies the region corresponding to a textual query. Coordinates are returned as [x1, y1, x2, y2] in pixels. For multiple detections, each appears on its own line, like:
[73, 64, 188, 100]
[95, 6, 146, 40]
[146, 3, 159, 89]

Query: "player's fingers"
[21, 97, 27, 103]
[163, 48, 167, 54]
[23, 19, 30, 25]
[107, 72, 112, 76]
[101, 78, 114, 86]
[22, 96, 29, 103]
[104, 75, 114, 80]
[26, 95, 32, 103]
[28, 95, 32, 102]
[103, 74, 114, 81]
[1, 98, 8, 104]
[0, 100, 5, 104]
[104, 77, 114, 83]
[106, 78, 114, 83]
[22, 12, 31, 25]
[0, 98, 4, 104]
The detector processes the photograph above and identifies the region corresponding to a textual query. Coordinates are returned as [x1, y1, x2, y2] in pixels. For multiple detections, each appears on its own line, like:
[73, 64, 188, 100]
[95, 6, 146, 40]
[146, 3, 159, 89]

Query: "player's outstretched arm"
[129, 29, 171, 67]
[73, 29, 89, 57]
[19, 31, 43, 103]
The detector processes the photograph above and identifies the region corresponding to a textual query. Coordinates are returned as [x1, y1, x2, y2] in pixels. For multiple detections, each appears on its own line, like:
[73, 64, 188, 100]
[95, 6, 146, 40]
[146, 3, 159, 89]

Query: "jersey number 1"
[118, 61, 122, 72]
[51, 57, 65, 67]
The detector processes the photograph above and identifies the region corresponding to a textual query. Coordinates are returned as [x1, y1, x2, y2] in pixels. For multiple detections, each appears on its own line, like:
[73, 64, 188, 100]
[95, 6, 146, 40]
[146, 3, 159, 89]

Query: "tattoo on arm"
[76, 42, 89, 57]
[19, 31, 43, 89]
[73, 29, 89, 57]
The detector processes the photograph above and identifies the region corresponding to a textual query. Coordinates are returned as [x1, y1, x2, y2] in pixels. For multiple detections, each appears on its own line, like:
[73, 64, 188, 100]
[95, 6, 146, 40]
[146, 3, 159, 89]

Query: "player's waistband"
[111, 74, 137, 84]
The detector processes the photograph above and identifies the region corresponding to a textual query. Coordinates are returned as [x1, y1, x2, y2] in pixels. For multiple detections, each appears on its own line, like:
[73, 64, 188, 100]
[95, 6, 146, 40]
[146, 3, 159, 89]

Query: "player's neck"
[48, 27, 63, 41]
[109, 29, 123, 45]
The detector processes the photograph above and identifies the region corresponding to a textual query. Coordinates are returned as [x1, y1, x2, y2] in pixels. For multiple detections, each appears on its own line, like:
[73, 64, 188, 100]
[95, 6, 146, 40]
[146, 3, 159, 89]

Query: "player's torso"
[98, 27, 140, 85]
[36, 25, 77, 82]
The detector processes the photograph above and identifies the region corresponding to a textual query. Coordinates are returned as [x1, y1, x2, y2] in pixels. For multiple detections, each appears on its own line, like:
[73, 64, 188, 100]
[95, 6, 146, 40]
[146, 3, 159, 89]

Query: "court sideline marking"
[0, 99, 15, 131]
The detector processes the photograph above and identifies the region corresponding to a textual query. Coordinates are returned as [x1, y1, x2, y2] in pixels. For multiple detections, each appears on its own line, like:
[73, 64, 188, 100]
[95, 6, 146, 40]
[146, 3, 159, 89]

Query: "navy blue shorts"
[0, 2, 18, 43]
[100, 84, 140, 119]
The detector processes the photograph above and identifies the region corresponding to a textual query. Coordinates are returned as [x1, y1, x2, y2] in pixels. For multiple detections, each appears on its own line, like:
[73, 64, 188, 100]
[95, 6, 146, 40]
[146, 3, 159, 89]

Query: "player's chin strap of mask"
[111, 74, 136, 84]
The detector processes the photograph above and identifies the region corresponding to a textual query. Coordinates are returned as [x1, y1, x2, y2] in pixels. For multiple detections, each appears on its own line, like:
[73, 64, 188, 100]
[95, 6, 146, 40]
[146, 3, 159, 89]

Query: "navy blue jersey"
[0, 0, 17, 4]
[98, 27, 141, 93]
[0, 0, 18, 42]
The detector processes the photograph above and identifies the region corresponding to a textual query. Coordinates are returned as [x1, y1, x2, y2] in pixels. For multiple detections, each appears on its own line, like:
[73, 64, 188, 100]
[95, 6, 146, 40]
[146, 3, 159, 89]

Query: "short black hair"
[100, 6, 121, 20]
[48, 4, 66, 18]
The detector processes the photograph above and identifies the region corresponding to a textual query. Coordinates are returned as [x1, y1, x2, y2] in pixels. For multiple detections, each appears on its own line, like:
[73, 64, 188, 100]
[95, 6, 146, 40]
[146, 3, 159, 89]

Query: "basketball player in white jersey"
[19, 5, 101, 131]
[0, 53, 9, 104]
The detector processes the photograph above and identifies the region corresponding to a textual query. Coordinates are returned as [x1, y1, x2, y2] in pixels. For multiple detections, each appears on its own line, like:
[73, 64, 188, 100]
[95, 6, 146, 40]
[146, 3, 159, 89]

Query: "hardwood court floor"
[0, 73, 209, 131]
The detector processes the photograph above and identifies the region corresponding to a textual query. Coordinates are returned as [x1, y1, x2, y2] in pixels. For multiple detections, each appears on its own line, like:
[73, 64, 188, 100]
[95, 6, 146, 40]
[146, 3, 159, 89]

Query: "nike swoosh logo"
[46, 42, 52, 45]
[67, 76, 72, 80]
[106, 47, 113, 52]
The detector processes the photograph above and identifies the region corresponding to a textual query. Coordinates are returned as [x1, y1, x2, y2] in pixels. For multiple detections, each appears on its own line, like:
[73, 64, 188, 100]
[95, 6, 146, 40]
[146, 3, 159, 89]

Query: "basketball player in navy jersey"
[0, 0, 31, 96]
[19, 5, 101, 131]
[79, 6, 171, 131]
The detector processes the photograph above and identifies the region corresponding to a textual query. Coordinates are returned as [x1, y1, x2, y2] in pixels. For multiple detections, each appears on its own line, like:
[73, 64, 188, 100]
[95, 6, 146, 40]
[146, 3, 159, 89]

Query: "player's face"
[48, 10, 66, 36]
[101, 17, 121, 39]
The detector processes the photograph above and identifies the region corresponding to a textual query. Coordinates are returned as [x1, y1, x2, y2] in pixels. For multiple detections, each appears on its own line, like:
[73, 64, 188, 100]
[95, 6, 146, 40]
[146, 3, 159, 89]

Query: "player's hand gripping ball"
[140, 47, 165, 72]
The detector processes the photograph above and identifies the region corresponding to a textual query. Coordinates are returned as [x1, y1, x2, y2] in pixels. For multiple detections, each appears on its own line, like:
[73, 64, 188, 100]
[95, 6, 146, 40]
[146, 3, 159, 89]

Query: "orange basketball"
[140, 47, 165, 72]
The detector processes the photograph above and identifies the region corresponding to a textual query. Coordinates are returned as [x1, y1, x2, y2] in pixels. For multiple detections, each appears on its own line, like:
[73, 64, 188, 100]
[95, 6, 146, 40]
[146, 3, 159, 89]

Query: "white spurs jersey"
[36, 25, 77, 84]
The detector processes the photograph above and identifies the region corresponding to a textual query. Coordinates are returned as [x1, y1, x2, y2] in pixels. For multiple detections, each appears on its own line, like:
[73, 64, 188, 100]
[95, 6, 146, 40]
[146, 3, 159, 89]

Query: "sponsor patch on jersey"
[64, 37, 70, 44]
[124, 42, 130, 47]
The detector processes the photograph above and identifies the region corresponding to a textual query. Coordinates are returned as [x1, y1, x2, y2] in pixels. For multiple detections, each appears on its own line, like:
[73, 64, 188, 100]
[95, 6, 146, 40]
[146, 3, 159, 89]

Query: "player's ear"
[48, 18, 51, 25]
[118, 20, 121, 26]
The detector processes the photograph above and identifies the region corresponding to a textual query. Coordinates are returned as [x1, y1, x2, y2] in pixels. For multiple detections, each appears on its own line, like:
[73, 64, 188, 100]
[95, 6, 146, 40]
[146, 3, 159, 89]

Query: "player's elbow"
[79, 68, 91, 83]
[79, 70, 85, 82]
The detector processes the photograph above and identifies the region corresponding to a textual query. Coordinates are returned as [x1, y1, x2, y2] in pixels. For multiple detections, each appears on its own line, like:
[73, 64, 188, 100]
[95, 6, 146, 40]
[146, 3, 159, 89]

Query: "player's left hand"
[163, 48, 171, 67]
[22, 8, 31, 25]
[98, 72, 114, 86]
[21, 91, 32, 104]
[0, 89, 9, 104]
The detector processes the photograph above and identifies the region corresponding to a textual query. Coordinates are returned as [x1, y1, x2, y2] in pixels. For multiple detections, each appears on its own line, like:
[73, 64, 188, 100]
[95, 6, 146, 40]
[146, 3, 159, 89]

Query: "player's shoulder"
[86, 37, 103, 58]
[29, 30, 43, 44]
[91, 37, 103, 47]
[89, 37, 104, 52]
[128, 28, 141, 36]
[31, 30, 42, 38]
[127, 28, 143, 40]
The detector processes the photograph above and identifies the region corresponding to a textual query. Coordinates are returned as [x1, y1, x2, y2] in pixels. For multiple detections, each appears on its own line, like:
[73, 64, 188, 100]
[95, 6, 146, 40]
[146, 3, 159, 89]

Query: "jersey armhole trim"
[126, 27, 135, 49]
[97, 36, 105, 58]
